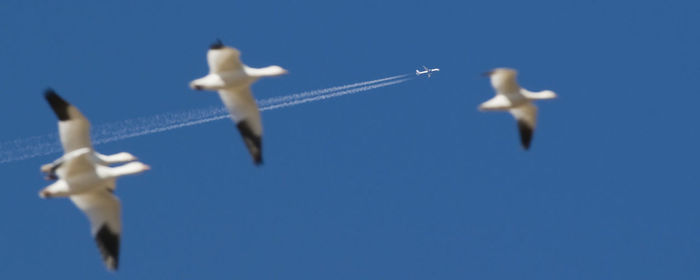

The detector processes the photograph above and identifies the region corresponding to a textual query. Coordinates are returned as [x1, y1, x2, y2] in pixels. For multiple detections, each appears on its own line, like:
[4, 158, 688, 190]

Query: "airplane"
[416, 66, 440, 78]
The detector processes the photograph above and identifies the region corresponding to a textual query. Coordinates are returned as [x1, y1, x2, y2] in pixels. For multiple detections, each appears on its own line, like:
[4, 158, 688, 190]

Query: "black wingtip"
[236, 120, 263, 166]
[95, 225, 120, 271]
[254, 154, 263, 166]
[44, 87, 56, 96]
[210, 39, 224, 50]
[44, 89, 71, 121]
[517, 121, 533, 150]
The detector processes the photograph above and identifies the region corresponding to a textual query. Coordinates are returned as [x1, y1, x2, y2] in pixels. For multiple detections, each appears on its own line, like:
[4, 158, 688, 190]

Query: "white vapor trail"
[0, 74, 414, 164]
[257, 74, 408, 106]
[260, 78, 411, 111]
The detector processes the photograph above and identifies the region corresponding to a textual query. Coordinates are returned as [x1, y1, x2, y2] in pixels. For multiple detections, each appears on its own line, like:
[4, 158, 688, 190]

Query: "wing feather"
[479, 95, 514, 111]
[509, 103, 537, 150]
[218, 87, 263, 164]
[70, 187, 121, 270]
[44, 90, 93, 153]
[218, 87, 262, 134]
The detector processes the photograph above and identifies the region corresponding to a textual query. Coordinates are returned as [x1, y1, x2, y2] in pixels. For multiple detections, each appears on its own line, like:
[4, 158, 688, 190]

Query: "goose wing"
[44, 90, 93, 153]
[70, 185, 121, 271]
[218, 87, 263, 165]
[509, 103, 537, 150]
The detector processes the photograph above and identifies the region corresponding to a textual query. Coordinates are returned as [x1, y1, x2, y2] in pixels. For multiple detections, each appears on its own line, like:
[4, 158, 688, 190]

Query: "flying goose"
[190, 40, 288, 165]
[39, 90, 150, 271]
[41, 90, 137, 179]
[479, 68, 557, 149]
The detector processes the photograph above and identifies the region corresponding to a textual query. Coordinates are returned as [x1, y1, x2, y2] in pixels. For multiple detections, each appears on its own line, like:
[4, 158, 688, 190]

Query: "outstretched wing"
[70, 186, 121, 271]
[207, 45, 243, 74]
[44, 90, 93, 153]
[509, 103, 538, 150]
[218, 87, 263, 165]
[478, 95, 515, 111]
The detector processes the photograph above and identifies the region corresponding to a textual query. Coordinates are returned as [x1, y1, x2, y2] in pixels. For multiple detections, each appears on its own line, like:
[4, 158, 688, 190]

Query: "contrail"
[0, 74, 414, 163]
[93, 77, 412, 144]
[260, 78, 411, 111]
[257, 74, 408, 106]
[0, 134, 61, 163]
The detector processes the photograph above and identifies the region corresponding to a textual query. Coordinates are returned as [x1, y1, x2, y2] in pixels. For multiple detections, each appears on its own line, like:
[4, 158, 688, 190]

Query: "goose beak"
[39, 190, 51, 199]
[189, 81, 204, 90]
[481, 71, 493, 77]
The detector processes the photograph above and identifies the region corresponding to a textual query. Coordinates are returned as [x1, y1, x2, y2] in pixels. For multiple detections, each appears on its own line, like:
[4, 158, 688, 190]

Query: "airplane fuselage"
[416, 68, 440, 77]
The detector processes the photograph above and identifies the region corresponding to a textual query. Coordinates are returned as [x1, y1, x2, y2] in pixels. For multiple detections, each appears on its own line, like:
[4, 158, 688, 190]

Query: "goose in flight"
[190, 40, 288, 165]
[479, 68, 557, 150]
[41, 90, 137, 179]
[39, 90, 150, 271]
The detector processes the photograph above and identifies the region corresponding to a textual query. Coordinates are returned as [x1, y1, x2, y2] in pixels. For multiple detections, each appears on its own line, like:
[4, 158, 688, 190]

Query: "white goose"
[190, 40, 288, 165]
[41, 91, 137, 179]
[39, 90, 150, 271]
[479, 68, 557, 150]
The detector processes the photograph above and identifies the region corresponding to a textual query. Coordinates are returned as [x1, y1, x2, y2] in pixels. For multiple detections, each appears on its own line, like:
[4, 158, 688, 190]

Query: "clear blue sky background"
[1, 0, 699, 279]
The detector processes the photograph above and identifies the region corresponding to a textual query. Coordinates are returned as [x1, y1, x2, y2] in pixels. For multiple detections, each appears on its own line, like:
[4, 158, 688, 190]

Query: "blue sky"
[1, 0, 700, 279]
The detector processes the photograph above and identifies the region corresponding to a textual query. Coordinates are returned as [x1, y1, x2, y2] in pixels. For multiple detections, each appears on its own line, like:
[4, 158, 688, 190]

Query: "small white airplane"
[416, 66, 440, 78]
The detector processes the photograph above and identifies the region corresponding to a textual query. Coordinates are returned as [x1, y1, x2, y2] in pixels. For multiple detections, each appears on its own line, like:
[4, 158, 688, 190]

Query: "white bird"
[479, 68, 557, 150]
[41, 152, 137, 180]
[40, 90, 150, 271]
[41, 91, 137, 179]
[189, 40, 288, 165]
